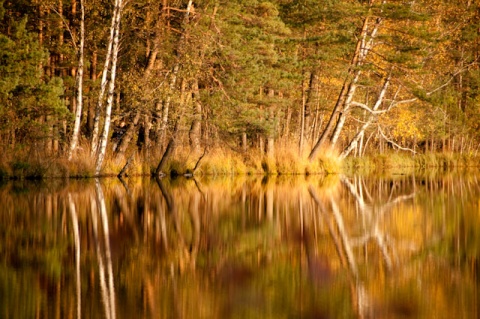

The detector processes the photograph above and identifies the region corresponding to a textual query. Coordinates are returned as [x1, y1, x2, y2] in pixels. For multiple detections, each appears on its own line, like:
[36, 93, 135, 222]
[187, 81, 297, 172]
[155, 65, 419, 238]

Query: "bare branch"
[351, 101, 389, 114]
[378, 126, 417, 154]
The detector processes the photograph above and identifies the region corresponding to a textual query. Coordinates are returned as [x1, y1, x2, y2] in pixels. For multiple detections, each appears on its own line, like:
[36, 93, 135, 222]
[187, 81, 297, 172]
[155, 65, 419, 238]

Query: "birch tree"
[309, 1, 386, 160]
[95, 0, 123, 175]
[90, 0, 122, 157]
[340, 74, 391, 158]
[68, 0, 85, 160]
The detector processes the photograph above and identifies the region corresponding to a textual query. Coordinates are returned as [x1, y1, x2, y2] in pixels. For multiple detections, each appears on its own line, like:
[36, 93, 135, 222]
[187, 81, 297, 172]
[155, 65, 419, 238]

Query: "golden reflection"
[68, 193, 81, 319]
[92, 179, 117, 319]
[0, 172, 479, 318]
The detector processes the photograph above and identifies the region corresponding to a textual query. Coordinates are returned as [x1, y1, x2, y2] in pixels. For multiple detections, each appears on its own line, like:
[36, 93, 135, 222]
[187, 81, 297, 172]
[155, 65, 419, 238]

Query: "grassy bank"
[343, 152, 480, 175]
[1, 145, 478, 180]
[0, 145, 341, 179]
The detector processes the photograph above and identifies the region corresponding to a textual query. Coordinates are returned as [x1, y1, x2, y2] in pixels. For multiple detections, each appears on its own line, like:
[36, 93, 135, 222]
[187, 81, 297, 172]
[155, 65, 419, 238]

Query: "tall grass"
[0, 143, 339, 179]
[261, 144, 341, 175]
[7, 140, 478, 179]
[343, 151, 480, 175]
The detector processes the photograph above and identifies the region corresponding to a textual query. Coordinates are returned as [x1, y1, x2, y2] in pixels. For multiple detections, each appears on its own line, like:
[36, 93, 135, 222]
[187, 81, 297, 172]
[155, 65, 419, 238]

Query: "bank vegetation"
[0, 0, 479, 178]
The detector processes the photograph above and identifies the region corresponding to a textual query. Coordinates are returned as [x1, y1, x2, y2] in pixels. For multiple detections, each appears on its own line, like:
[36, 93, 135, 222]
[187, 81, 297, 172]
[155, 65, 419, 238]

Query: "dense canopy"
[0, 0, 479, 176]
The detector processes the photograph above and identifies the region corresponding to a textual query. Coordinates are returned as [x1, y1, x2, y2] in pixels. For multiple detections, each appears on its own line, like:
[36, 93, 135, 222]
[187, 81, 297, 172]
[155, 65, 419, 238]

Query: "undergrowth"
[1, 141, 478, 179]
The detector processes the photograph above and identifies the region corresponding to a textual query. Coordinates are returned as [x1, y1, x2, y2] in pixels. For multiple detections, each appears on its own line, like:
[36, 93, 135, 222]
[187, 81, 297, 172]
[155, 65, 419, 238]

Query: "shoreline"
[1, 150, 478, 180]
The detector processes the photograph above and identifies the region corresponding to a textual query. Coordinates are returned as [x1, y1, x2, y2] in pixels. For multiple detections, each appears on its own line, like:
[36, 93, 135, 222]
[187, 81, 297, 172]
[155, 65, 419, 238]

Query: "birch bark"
[95, 0, 123, 175]
[91, 0, 120, 156]
[308, 16, 372, 160]
[340, 75, 391, 158]
[68, 0, 85, 160]
[309, 1, 386, 160]
[329, 14, 383, 149]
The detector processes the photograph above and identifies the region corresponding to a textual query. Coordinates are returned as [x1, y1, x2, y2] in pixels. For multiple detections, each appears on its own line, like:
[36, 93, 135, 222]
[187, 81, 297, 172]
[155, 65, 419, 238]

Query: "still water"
[1, 172, 479, 318]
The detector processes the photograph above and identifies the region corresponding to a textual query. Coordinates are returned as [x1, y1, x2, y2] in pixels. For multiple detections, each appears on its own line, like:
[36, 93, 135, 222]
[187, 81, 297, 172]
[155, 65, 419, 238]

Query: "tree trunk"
[266, 88, 275, 158]
[114, 111, 141, 158]
[95, 0, 123, 175]
[143, 113, 152, 158]
[87, 50, 97, 137]
[241, 132, 247, 152]
[155, 119, 180, 176]
[155, 77, 189, 176]
[303, 71, 318, 145]
[68, 0, 85, 160]
[283, 104, 291, 147]
[115, 24, 162, 160]
[158, 65, 178, 148]
[259, 135, 265, 156]
[189, 79, 202, 153]
[299, 73, 306, 154]
[91, 0, 121, 156]
[329, 74, 361, 148]
[266, 137, 275, 158]
[309, 7, 384, 160]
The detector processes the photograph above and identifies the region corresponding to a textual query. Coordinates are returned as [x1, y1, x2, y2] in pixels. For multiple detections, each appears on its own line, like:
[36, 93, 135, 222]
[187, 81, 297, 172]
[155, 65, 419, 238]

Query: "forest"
[0, 0, 479, 177]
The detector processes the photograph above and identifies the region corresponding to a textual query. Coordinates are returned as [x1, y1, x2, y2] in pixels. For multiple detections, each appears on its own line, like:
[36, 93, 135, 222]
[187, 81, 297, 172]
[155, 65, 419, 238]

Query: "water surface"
[1, 172, 479, 318]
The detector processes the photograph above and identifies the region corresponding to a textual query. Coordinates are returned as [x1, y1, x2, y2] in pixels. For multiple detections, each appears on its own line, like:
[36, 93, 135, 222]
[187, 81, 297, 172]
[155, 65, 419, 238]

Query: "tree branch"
[378, 126, 417, 154]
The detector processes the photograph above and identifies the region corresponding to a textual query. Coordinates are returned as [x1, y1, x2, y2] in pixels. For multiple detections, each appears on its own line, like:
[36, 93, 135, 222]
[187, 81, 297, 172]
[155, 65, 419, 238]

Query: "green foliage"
[0, 0, 479, 175]
[210, 0, 295, 140]
[0, 17, 68, 147]
[380, 3, 430, 21]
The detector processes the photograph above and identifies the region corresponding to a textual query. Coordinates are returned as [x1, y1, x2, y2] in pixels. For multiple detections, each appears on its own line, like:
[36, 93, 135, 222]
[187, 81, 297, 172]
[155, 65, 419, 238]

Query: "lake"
[1, 171, 479, 318]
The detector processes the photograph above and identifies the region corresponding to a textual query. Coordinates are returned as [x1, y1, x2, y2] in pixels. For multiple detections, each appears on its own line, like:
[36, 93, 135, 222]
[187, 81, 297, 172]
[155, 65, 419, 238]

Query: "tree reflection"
[1, 173, 480, 318]
[92, 179, 117, 319]
[68, 193, 81, 319]
[340, 175, 416, 271]
[308, 174, 422, 318]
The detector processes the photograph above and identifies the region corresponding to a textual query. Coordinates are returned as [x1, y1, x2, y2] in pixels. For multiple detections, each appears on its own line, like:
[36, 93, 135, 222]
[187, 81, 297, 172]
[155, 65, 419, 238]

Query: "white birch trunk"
[309, 1, 386, 160]
[68, 0, 85, 160]
[308, 16, 371, 160]
[329, 75, 360, 148]
[91, 0, 120, 156]
[329, 13, 384, 149]
[95, 0, 123, 174]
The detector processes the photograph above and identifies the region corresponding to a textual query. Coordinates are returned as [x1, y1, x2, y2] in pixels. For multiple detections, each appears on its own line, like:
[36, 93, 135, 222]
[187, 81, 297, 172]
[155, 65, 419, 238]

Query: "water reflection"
[92, 179, 116, 319]
[0, 172, 479, 318]
[67, 193, 81, 319]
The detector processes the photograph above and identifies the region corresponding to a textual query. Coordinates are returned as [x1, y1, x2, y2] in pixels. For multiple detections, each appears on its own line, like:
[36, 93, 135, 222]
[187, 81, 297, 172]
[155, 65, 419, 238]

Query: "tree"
[68, 0, 85, 160]
[90, 0, 123, 157]
[212, 0, 292, 156]
[0, 0, 479, 175]
[95, 0, 124, 175]
[0, 17, 68, 152]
